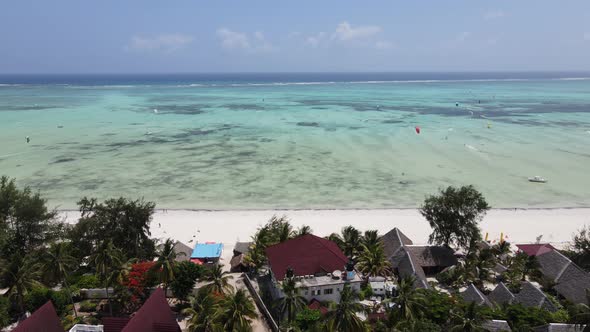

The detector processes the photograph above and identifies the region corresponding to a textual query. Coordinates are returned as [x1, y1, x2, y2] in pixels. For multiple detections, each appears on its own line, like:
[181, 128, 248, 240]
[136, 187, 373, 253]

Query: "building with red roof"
[121, 288, 180, 332]
[516, 243, 556, 257]
[11, 301, 64, 332]
[266, 234, 348, 281]
[265, 234, 362, 303]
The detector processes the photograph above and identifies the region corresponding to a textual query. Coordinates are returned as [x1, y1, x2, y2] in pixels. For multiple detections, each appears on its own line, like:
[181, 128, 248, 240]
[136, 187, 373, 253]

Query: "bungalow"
[461, 283, 493, 307]
[515, 281, 558, 312]
[156, 241, 193, 262]
[482, 320, 512, 332]
[230, 241, 252, 273]
[191, 242, 223, 265]
[488, 282, 516, 306]
[532, 323, 586, 332]
[12, 289, 179, 332]
[517, 243, 590, 305]
[382, 228, 457, 289]
[265, 234, 362, 303]
[11, 301, 64, 332]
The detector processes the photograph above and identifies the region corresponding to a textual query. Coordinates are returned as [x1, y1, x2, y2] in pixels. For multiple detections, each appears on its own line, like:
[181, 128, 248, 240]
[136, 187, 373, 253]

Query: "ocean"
[1, 72, 589, 209]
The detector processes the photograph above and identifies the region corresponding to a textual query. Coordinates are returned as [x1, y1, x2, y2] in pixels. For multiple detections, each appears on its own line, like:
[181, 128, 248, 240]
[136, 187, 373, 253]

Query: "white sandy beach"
[61, 208, 590, 268]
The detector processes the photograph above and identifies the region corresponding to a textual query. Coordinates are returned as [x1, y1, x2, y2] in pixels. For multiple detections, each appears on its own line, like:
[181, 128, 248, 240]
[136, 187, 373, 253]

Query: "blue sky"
[1, 0, 589, 73]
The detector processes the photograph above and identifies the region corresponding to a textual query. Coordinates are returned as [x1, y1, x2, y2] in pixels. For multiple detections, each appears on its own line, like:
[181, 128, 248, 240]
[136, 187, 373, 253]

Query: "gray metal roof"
[553, 263, 590, 305]
[381, 228, 413, 258]
[390, 247, 429, 289]
[537, 250, 571, 282]
[405, 245, 458, 268]
[461, 283, 493, 307]
[489, 282, 515, 306]
[532, 323, 586, 332]
[483, 320, 512, 332]
[233, 242, 252, 255]
[515, 281, 558, 312]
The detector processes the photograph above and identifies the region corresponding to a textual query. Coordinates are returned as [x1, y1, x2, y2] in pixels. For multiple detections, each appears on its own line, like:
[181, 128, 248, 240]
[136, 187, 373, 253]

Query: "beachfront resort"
[1, 176, 590, 332]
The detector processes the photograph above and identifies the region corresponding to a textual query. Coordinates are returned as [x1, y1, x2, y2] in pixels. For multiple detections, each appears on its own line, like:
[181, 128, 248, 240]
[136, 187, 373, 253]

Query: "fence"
[242, 273, 279, 332]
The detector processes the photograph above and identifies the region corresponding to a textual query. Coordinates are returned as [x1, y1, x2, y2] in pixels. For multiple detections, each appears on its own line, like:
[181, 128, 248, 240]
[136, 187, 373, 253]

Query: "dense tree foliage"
[245, 215, 311, 270]
[324, 284, 368, 332]
[70, 196, 156, 260]
[275, 276, 307, 325]
[0, 176, 60, 256]
[420, 185, 490, 250]
[171, 261, 204, 302]
[328, 225, 362, 258]
[562, 226, 590, 272]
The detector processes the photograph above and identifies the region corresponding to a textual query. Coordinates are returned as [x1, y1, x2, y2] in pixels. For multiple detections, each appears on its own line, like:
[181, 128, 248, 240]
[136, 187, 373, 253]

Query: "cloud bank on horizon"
[0, 0, 589, 73]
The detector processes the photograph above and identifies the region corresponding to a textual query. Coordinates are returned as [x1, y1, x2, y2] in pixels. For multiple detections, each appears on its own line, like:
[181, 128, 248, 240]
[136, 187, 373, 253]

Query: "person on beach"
[25, 136, 30, 143]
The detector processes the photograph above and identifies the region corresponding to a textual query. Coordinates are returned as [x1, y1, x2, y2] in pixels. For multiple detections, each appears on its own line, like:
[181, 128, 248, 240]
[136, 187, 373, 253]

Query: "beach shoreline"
[61, 208, 590, 268]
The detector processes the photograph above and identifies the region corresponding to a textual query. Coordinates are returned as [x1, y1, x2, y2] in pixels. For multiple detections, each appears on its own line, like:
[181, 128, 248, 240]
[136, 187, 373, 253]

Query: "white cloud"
[484, 10, 506, 20]
[127, 34, 193, 53]
[306, 32, 326, 47]
[375, 40, 394, 50]
[217, 28, 251, 50]
[332, 21, 382, 41]
[216, 28, 275, 52]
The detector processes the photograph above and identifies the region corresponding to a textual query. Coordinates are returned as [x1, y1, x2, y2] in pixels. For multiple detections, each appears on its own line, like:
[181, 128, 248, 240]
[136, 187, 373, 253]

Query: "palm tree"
[1, 253, 41, 318]
[90, 240, 123, 316]
[570, 290, 590, 332]
[275, 277, 307, 324]
[152, 238, 179, 296]
[219, 289, 258, 331]
[491, 241, 511, 264]
[324, 284, 367, 332]
[41, 242, 78, 317]
[205, 264, 234, 294]
[449, 302, 488, 332]
[278, 222, 294, 243]
[296, 225, 313, 237]
[361, 230, 380, 251]
[356, 243, 392, 282]
[245, 228, 270, 270]
[329, 226, 361, 259]
[391, 276, 425, 321]
[183, 291, 222, 332]
[464, 248, 496, 289]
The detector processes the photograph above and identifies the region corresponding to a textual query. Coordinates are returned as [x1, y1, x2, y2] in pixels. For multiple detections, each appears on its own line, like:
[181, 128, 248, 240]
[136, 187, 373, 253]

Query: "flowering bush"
[119, 261, 157, 312]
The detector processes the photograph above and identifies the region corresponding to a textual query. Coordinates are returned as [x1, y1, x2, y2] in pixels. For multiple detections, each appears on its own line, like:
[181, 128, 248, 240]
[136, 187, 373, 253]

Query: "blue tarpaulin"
[191, 243, 223, 258]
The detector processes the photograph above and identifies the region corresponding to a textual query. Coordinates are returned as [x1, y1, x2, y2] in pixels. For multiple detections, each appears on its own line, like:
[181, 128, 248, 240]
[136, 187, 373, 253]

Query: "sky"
[1, 0, 590, 73]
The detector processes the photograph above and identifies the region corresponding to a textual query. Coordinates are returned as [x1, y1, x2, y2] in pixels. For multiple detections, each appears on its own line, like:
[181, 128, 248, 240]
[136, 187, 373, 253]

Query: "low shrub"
[74, 275, 100, 289]
[79, 300, 97, 312]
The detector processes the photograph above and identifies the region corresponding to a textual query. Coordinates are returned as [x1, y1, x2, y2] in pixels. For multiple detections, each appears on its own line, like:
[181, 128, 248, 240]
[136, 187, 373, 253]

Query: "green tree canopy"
[328, 226, 362, 259]
[0, 176, 59, 256]
[171, 261, 204, 302]
[420, 185, 490, 250]
[70, 197, 156, 260]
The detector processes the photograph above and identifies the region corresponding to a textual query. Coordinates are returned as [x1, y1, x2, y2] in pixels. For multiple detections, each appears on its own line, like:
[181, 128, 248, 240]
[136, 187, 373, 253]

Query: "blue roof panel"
[191, 243, 223, 258]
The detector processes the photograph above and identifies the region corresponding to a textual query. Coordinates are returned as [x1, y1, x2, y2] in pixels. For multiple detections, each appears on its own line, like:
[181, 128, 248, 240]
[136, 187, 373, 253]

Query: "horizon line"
[3, 70, 590, 76]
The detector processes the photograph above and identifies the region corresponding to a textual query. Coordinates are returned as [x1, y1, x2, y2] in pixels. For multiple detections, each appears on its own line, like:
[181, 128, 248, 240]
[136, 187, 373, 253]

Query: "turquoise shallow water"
[1, 74, 589, 209]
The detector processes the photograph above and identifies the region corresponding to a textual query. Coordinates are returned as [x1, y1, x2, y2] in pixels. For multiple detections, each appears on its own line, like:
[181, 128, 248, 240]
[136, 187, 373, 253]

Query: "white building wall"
[300, 281, 363, 302]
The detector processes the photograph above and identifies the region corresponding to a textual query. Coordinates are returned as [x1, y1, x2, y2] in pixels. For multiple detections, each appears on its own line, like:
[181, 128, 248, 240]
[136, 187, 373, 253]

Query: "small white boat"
[528, 176, 547, 183]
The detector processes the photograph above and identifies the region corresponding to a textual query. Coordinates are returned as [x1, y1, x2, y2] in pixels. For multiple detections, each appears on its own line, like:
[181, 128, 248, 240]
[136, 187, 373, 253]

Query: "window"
[323, 288, 333, 295]
[311, 290, 319, 296]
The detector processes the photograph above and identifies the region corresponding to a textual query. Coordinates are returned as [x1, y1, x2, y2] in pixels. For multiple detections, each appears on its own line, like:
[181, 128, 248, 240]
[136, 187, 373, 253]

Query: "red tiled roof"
[308, 299, 329, 315]
[516, 243, 556, 256]
[121, 288, 180, 332]
[103, 317, 131, 332]
[265, 234, 348, 281]
[12, 301, 64, 332]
